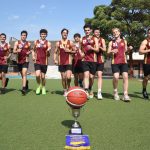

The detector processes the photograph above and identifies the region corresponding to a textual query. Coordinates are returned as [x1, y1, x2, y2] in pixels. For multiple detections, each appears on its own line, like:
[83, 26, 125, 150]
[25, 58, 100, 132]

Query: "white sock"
[114, 89, 118, 95]
[124, 91, 128, 96]
[114, 89, 117, 92]
[98, 89, 101, 93]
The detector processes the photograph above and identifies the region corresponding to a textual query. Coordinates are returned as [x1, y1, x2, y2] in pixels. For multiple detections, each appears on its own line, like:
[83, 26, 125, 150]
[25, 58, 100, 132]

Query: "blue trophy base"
[65, 134, 90, 150]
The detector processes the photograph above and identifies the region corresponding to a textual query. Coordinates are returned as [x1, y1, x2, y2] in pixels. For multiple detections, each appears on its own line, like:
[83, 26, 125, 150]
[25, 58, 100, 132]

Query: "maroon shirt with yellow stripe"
[58, 40, 72, 65]
[81, 36, 97, 62]
[97, 37, 104, 64]
[144, 38, 150, 64]
[0, 43, 9, 65]
[17, 40, 30, 64]
[35, 40, 48, 65]
[111, 39, 127, 64]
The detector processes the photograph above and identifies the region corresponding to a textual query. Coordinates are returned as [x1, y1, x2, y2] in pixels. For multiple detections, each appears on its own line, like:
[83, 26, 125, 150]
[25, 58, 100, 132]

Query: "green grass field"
[0, 79, 150, 150]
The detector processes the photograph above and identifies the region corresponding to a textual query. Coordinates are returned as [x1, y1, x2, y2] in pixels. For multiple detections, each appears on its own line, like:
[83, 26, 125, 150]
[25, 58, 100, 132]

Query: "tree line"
[85, 0, 150, 50]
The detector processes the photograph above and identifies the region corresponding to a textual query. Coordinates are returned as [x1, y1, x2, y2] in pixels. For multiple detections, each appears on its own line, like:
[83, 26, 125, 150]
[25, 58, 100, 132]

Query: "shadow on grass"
[133, 91, 150, 95]
[133, 91, 150, 100]
[102, 92, 114, 99]
[17, 89, 33, 95]
[51, 90, 63, 96]
[61, 120, 74, 128]
[129, 94, 143, 99]
[26, 89, 33, 94]
[119, 92, 143, 99]
[134, 91, 142, 94]
[3, 88, 16, 94]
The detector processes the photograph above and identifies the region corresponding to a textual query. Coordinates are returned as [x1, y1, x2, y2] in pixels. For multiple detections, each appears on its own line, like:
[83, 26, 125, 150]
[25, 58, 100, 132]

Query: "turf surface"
[0, 79, 150, 150]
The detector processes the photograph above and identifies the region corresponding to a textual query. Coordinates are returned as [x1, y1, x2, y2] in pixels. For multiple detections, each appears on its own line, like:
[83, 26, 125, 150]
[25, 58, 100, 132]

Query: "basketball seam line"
[66, 89, 88, 97]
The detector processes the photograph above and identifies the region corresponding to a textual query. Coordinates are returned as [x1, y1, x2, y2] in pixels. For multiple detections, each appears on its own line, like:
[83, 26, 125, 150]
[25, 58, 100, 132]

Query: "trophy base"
[65, 134, 91, 150]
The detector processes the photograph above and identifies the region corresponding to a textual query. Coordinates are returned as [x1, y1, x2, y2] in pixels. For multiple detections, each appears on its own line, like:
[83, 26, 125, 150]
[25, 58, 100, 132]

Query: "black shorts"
[72, 62, 83, 74]
[143, 64, 150, 76]
[0, 65, 8, 73]
[111, 64, 128, 74]
[73, 66, 83, 74]
[34, 63, 47, 74]
[82, 61, 97, 75]
[58, 65, 72, 72]
[97, 63, 104, 72]
[17, 62, 29, 72]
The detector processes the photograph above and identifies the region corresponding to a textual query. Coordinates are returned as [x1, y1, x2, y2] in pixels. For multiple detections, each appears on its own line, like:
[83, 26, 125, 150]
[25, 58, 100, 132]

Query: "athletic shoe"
[21, 89, 26, 96]
[85, 90, 89, 99]
[89, 91, 94, 99]
[36, 86, 41, 95]
[5, 78, 9, 88]
[114, 94, 120, 101]
[142, 91, 149, 99]
[122, 95, 131, 102]
[42, 87, 46, 95]
[26, 80, 29, 90]
[97, 92, 103, 100]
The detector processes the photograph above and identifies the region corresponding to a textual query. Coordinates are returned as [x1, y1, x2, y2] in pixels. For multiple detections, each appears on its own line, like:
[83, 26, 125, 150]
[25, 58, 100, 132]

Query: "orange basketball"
[66, 86, 88, 108]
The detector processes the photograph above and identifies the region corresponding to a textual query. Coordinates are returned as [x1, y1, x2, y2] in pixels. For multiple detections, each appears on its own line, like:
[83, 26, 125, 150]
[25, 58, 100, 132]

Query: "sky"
[1, 0, 111, 41]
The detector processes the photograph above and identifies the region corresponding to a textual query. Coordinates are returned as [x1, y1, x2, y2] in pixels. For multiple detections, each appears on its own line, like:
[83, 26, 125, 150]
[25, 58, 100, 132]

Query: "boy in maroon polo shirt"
[72, 33, 84, 87]
[0, 33, 11, 94]
[32, 29, 51, 95]
[107, 28, 131, 102]
[54, 28, 74, 96]
[93, 28, 106, 100]
[139, 28, 150, 99]
[13, 30, 31, 95]
[81, 24, 99, 98]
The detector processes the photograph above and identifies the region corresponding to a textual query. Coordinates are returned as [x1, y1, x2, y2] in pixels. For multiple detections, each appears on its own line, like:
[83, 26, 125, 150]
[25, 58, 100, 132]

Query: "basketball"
[66, 86, 88, 108]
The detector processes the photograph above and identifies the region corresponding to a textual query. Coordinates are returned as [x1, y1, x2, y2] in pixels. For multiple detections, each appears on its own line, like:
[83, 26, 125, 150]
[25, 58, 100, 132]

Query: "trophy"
[70, 108, 82, 135]
[65, 87, 91, 149]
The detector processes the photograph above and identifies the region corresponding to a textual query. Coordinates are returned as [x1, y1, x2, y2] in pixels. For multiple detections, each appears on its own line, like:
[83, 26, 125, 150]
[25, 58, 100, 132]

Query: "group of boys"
[54, 25, 150, 101]
[0, 25, 150, 101]
[0, 29, 51, 95]
[54, 25, 131, 101]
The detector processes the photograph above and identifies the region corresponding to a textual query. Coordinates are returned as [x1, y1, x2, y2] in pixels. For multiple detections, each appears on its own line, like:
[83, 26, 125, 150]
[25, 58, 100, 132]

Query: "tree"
[85, 0, 150, 50]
